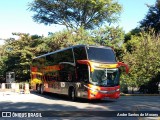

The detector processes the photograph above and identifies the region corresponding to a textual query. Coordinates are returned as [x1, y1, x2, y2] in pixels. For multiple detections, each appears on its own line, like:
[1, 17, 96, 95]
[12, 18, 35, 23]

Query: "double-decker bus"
[31, 45, 129, 101]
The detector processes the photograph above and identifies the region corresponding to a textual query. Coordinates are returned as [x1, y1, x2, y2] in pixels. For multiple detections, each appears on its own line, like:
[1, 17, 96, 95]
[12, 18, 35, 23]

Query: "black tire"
[37, 84, 40, 93]
[40, 85, 44, 94]
[69, 88, 76, 101]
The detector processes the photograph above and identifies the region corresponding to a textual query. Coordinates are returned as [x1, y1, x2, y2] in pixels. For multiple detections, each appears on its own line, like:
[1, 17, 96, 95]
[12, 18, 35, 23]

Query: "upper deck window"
[46, 48, 74, 65]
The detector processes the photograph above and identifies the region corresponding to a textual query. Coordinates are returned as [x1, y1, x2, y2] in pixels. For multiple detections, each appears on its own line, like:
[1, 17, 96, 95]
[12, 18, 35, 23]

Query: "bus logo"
[2, 112, 11, 117]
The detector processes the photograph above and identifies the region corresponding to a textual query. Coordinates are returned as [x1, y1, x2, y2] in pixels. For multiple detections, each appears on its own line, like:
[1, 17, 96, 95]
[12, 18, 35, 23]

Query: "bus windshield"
[90, 68, 120, 87]
[87, 47, 116, 63]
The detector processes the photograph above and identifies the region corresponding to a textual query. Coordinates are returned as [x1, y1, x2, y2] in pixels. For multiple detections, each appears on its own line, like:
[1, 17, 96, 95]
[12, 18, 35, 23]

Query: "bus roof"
[33, 45, 112, 59]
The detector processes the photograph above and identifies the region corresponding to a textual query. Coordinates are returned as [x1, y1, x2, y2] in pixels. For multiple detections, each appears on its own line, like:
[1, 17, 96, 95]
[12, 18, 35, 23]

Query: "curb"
[121, 94, 160, 96]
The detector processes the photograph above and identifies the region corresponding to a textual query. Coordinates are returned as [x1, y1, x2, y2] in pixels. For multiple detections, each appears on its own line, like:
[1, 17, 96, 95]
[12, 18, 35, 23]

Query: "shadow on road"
[0, 91, 114, 111]
[0, 92, 159, 120]
[0, 101, 79, 111]
[31, 91, 116, 104]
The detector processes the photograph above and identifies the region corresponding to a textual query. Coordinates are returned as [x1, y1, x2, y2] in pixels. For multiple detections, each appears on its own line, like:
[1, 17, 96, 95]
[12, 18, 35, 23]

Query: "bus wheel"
[69, 88, 76, 101]
[40, 85, 44, 94]
[37, 84, 40, 93]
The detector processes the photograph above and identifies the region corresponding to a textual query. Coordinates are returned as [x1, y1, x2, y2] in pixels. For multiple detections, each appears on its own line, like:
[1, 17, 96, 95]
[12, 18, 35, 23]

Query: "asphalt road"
[0, 91, 159, 120]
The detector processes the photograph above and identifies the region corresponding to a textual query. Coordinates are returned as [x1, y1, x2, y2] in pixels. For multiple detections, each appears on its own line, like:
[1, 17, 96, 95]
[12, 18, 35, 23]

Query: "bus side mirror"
[117, 62, 129, 74]
[77, 60, 94, 72]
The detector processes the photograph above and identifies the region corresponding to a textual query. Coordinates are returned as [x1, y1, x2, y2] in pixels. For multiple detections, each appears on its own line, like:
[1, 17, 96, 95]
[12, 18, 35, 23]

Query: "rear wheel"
[37, 84, 40, 93]
[40, 85, 44, 94]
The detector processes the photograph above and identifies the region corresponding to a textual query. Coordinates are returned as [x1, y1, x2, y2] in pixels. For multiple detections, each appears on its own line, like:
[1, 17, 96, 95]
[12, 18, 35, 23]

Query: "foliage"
[93, 26, 125, 48]
[0, 26, 126, 82]
[40, 28, 96, 52]
[1, 33, 43, 82]
[140, 0, 160, 33]
[122, 30, 160, 88]
[30, 78, 42, 86]
[29, 0, 122, 30]
[124, 27, 141, 43]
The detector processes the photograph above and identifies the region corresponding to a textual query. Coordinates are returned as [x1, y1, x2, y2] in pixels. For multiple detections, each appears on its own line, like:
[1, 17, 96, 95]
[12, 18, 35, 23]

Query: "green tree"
[122, 31, 160, 89]
[42, 28, 96, 51]
[0, 45, 8, 82]
[29, 0, 122, 30]
[93, 26, 125, 48]
[124, 27, 141, 43]
[2, 33, 43, 82]
[140, 0, 160, 33]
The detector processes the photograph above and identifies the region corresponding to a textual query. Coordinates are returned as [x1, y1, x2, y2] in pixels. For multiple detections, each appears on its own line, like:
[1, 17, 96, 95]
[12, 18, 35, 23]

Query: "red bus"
[31, 45, 128, 101]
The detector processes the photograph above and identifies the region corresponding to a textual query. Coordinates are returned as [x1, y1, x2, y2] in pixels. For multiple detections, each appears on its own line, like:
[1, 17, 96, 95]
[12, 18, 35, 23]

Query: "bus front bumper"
[87, 85, 120, 100]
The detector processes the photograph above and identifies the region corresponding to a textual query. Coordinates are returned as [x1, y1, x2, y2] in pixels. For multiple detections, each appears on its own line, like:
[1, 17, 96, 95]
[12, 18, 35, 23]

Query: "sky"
[0, 0, 156, 45]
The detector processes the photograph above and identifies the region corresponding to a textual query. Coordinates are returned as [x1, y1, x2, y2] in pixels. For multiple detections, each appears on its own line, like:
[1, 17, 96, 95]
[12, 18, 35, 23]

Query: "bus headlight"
[99, 90, 108, 94]
[84, 85, 99, 92]
[116, 89, 120, 92]
[90, 88, 99, 92]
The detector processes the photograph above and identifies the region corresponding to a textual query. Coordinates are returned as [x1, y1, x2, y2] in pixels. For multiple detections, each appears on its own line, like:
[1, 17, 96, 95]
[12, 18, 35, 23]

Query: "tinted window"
[46, 49, 74, 66]
[60, 49, 74, 63]
[87, 47, 116, 63]
[74, 46, 87, 60]
[76, 64, 89, 82]
[46, 54, 57, 66]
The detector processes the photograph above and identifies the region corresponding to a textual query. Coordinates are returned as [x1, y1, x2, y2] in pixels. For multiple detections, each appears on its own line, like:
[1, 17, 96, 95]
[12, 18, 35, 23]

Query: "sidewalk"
[0, 91, 37, 102]
[0, 89, 28, 96]
[0, 91, 20, 96]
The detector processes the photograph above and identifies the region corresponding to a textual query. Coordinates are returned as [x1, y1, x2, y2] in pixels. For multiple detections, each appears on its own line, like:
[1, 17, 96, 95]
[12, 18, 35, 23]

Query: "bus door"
[76, 64, 89, 98]
[59, 63, 75, 95]
[73, 46, 89, 98]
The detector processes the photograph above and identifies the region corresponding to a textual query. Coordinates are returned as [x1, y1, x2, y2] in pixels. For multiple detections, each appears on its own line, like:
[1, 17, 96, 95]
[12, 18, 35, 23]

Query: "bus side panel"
[76, 82, 88, 99]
